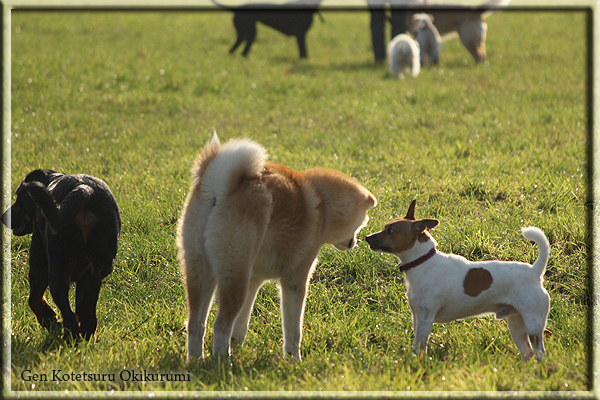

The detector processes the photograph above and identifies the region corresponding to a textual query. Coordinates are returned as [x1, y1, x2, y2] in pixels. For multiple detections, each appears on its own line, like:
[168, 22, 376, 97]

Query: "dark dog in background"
[212, 0, 323, 58]
[2, 169, 121, 341]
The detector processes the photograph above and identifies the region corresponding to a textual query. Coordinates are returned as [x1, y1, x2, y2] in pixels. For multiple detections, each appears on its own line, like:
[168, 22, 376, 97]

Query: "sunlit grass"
[8, 9, 589, 393]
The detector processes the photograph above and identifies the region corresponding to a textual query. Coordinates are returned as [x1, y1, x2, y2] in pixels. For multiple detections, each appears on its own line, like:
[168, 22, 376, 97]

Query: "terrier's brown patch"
[463, 267, 493, 297]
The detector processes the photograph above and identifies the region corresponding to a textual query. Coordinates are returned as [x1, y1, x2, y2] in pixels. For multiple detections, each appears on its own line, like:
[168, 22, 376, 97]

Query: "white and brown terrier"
[366, 200, 550, 361]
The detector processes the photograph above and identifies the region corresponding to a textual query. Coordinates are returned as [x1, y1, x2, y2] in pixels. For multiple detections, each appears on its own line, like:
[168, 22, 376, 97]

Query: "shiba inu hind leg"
[231, 276, 265, 346]
[185, 257, 216, 362]
[213, 268, 251, 358]
[206, 202, 268, 358]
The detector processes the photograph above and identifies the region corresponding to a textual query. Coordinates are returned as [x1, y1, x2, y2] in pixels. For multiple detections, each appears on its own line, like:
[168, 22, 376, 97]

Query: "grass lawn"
[6, 5, 591, 395]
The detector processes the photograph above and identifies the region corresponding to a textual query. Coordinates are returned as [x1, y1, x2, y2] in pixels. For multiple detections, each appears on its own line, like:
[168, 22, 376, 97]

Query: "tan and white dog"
[409, 0, 511, 63]
[366, 200, 550, 361]
[177, 134, 377, 361]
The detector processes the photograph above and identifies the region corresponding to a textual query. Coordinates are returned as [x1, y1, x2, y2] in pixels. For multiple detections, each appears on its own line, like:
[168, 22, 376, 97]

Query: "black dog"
[213, 0, 323, 58]
[2, 169, 121, 341]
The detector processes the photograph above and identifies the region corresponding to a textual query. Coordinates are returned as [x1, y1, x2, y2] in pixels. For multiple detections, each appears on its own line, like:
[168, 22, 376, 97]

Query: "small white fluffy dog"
[412, 13, 441, 66]
[366, 200, 550, 361]
[387, 34, 420, 79]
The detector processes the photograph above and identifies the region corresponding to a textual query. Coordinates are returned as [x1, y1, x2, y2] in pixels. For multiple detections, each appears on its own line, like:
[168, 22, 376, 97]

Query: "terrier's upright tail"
[521, 226, 550, 278]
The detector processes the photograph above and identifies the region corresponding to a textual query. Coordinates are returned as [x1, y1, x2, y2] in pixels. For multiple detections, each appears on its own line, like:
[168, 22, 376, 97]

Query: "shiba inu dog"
[177, 134, 376, 361]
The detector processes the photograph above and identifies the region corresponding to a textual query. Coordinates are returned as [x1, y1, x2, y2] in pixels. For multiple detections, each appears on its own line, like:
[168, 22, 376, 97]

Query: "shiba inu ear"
[411, 219, 439, 233]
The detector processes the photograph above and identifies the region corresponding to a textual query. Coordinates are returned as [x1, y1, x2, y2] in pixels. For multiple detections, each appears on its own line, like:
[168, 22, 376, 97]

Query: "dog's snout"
[365, 232, 390, 252]
[365, 233, 379, 248]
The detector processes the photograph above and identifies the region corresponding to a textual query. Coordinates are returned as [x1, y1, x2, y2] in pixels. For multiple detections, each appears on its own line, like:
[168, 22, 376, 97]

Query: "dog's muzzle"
[365, 233, 390, 252]
[2, 207, 33, 236]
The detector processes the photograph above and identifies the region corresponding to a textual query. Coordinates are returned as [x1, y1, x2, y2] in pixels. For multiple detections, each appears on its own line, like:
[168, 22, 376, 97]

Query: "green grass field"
[7, 7, 590, 395]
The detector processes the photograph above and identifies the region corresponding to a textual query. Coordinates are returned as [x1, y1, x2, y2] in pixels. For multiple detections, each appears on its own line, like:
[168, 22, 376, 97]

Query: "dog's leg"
[213, 269, 250, 360]
[431, 48, 440, 65]
[296, 34, 308, 59]
[229, 15, 245, 54]
[229, 37, 244, 54]
[458, 21, 487, 63]
[528, 332, 546, 362]
[48, 273, 79, 340]
[28, 236, 59, 329]
[506, 313, 534, 360]
[279, 275, 310, 360]
[75, 268, 104, 341]
[520, 305, 549, 361]
[45, 242, 80, 340]
[231, 275, 264, 347]
[185, 257, 216, 362]
[239, 21, 256, 57]
[411, 311, 434, 354]
[204, 191, 269, 359]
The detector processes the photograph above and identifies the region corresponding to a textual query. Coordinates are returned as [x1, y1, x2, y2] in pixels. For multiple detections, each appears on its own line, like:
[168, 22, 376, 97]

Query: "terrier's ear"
[412, 218, 439, 233]
[405, 199, 417, 220]
[428, 14, 434, 22]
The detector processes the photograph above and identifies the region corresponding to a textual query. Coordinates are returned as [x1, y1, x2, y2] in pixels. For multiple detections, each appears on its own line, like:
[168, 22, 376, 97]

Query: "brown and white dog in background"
[366, 200, 550, 361]
[410, 0, 511, 63]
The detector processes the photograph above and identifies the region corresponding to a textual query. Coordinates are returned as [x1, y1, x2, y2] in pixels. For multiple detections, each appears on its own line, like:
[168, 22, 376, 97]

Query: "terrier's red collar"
[399, 248, 437, 273]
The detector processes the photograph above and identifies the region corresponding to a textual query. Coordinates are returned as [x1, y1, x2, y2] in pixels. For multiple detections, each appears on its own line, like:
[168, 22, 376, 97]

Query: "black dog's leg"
[28, 235, 59, 330]
[230, 15, 256, 56]
[296, 34, 308, 58]
[240, 22, 256, 57]
[75, 268, 104, 341]
[229, 37, 244, 54]
[229, 36, 244, 54]
[48, 268, 79, 341]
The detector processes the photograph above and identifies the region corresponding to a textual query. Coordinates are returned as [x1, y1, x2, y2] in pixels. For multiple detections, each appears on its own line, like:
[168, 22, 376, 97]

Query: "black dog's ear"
[24, 169, 57, 186]
[21, 182, 60, 232]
